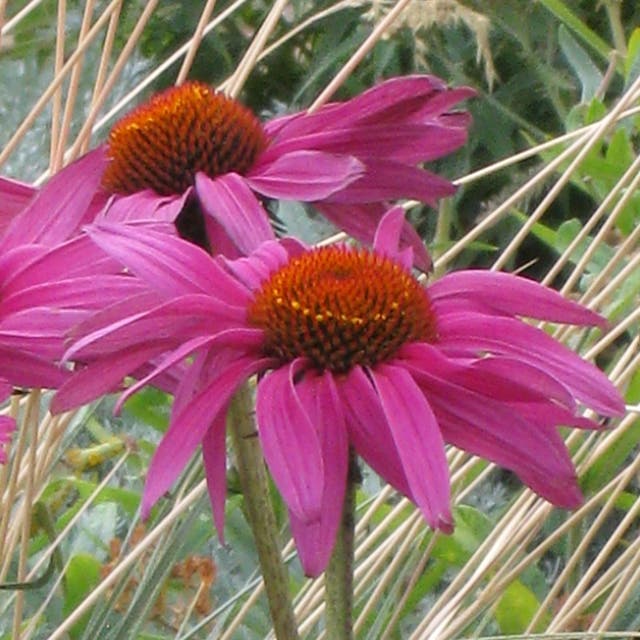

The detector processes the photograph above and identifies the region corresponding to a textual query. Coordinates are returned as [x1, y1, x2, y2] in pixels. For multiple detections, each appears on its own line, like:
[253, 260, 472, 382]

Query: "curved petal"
[100, 189, 189, 224]
[326, 159, 456, 206]
[430, 270, 606, 327]
[260, 122, 468, 166]
[405, 363, 584, 508]
[0, 176, 36, 233]
[337, 365, 413, 499]
[371, 364, 452, 531]
[0, 347, 69, 389]
[142, 354, 263, 517]
[248, 150, 363, 201]
[318, 202, 432, 272]
[220, 239, 298, 291]
[437, 312, 624, 416]
[373, 206, 414, 269]
[86, 222, 251, 302]
[196, 173, 275, 256]
[255, 360, 325, 522]
[52, 341, 175, 413]
[1, 147, 107, 250]
[288, 371, 349, 577]
[202, 411, 229, 543]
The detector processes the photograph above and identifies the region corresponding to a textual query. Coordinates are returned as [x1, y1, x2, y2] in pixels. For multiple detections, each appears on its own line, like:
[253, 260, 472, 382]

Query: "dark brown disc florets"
[102, 82, 267, 196]
[248, 246, 438, 373]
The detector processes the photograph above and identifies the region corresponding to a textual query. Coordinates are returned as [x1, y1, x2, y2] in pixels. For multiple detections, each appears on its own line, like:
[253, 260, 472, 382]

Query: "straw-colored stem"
[324, 448, 357, 640]
[228, 384, 299, 640]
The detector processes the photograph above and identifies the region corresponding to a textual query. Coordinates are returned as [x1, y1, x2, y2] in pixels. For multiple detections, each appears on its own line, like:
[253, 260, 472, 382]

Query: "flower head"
[20, 76, 473, 266]
[53, 208, 623, 577]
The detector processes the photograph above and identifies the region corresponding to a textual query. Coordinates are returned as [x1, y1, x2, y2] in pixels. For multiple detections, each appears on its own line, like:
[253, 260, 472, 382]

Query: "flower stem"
[228, 384, 299, 640]
[325, 448, 358, 640]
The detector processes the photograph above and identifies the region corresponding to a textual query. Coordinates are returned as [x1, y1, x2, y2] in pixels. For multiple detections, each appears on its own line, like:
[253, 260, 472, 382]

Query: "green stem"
[228, 384, 299, 640]
[325, 449, 358, 640]
[604, 0, 626, 55]
[432, 197, 454, 278]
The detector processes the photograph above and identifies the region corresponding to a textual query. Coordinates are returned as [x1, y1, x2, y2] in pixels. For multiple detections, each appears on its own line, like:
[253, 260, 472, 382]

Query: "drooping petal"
[142, 354, 264, 517]
[319, 202, 432, 272]
[255, 360, 325, 523]
[437, 312, 624, 415]
[430, 270, 607, 327]
[0, 347, 69, 389]
[0, 176, 36, 233]
[220, 239, 300, 291]
[370, 364, 452, 531]
[266, 76, 473, 140]
[100, 189, 189, 224]
[373, 205, 414, 269]
[288, 371, 349, 577]
[1, 147, 107, 250]
[337, 365, 413, 499]
[196, 172, 275, 256]
[202, 411, 229, 543]
[259, 122, 468, 166]
[52, 341, 176, 413]
[86, 222, 251, 302]
[113, 328, 263, 413]
[406, 363, 584, 507]
[247, 150, 364, 201]
[399, 343, 576, 409]
[325, 159, 456, 206]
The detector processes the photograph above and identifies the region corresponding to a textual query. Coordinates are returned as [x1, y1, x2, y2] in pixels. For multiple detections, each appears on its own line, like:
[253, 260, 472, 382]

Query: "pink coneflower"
[0, 162, 152, 394]
[5, 77, 473, 266]
[52, 208, 624, 576]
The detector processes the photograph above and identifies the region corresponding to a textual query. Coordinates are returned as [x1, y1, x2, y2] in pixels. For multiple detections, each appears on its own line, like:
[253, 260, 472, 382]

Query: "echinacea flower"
[0, 163, 151, 395]
[52, 208, 624, 576]
[9, 76, 473, 267]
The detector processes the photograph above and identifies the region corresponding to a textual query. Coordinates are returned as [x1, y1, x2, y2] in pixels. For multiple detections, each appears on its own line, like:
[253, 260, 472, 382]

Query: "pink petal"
[326, 159, 456, 206]
[260, 123, 468, 166]
[370, 364, 452, 531]
[255, 360, 325, 522]
[64, 295, 235, 360]
[437, 312, 624, 416]
[405, 364, 584, 507]
[100, 189, 189, 224]
[373, 206, 413, 269]
[52, 341, 174, 413]
[288, 371, 348, 577]
[430, 270, 607, 327]
[114, 328, 263, 412]
[247, 150, 364, 200]
[399, 343, 576, 409]
[1, 275, 148, 315]
[142, 354, 262, 517]
[0, 176, 36, 233]
[337, 366, 413, 499]
[267, 76, 471, 140]
[202, 412, 229, 543]
[220, 239, 298, 291]
[318, 202, 432, 271]
[0, 347, 69, 389]
[1, 147, 107, 250]
[195, 172, 275, 255]
[86, 223, 251, 302]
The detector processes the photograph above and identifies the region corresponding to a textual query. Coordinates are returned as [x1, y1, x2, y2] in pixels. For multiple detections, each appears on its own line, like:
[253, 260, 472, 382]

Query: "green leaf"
[64, 553, 102, 639]
[539, 0, 613, 63]
[559, 25, 604, 102]
[582, 418, 640, 495]
[625, 28, 640, 83]
[431, 505, 493, 566]
[495, 579, 549, 633]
